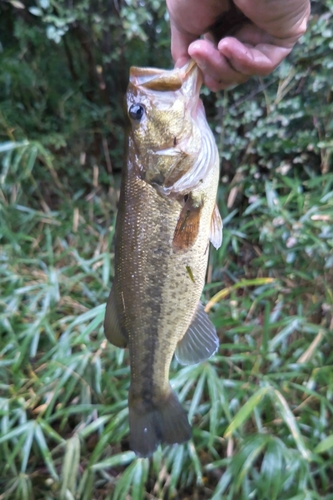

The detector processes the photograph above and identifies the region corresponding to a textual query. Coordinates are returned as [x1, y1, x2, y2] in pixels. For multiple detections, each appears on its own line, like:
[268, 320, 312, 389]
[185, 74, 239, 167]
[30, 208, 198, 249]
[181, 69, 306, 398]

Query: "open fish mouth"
[127, 59, 212, 193]
[129, 60, 202, 95]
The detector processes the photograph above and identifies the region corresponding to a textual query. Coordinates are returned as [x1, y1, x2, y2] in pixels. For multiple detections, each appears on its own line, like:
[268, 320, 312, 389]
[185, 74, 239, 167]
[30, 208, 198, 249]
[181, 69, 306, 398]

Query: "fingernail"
[188, 41, 208, 70]
[189, 41, 202, 52]
[191, 55, 207, 72]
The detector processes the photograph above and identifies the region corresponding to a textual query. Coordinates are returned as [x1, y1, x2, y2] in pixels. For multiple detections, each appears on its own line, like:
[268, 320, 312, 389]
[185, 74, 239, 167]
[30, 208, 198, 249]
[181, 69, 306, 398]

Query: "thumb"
[170, 22, 197, 67]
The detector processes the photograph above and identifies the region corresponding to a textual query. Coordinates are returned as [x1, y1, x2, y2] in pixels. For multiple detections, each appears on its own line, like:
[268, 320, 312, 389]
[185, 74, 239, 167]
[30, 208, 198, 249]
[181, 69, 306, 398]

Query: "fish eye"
[129, 104, 145, 122]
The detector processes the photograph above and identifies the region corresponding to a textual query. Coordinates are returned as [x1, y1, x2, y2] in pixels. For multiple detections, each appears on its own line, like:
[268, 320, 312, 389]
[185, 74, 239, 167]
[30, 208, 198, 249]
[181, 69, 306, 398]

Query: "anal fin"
[210, 203, 223, 249]
[104, 288, 127, 348]
[175, 303, 219, 365]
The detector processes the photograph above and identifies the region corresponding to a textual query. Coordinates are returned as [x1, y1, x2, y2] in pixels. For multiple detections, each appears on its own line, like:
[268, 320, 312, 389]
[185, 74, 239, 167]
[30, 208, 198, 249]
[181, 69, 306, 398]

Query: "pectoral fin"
[173, 196, 202, 252]
[210, 203, 223, 249]
[175, 303, 219, 365]
[104, 288, 127, 348]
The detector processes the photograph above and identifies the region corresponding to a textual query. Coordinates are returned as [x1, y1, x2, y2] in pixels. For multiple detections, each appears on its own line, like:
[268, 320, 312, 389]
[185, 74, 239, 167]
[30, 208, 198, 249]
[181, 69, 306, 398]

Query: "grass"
[1, 25, 333, 494]
[1, 133, 333, 500]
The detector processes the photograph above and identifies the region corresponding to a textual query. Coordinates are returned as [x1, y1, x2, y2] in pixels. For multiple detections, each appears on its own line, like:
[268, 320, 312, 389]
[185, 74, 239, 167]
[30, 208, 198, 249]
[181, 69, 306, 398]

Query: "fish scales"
[104, 61, 223, 457]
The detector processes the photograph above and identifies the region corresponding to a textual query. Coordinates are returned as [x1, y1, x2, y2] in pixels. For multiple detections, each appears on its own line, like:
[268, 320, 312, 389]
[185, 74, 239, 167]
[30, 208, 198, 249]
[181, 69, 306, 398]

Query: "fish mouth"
[129, 60, 202, 94]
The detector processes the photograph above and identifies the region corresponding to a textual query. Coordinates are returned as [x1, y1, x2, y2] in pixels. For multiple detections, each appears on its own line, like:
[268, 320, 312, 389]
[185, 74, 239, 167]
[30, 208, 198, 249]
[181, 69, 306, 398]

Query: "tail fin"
[128, 389, 192, 457]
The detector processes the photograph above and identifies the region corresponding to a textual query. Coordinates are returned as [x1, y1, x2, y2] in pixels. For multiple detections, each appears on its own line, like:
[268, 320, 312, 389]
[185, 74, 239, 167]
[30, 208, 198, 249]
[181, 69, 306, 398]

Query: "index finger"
[170, 23, 197, 67]
[218, 37, 291, 76]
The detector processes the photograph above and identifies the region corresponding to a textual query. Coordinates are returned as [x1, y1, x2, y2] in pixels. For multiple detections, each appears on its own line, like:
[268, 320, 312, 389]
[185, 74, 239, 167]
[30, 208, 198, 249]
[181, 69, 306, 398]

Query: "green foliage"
[0, 0, 171, 175]
[1, 0, 333, 498]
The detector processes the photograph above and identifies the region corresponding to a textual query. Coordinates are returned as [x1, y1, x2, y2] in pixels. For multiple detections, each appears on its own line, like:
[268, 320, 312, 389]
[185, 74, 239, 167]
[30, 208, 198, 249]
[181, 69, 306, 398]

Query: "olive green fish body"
[104, 61, 222, 457]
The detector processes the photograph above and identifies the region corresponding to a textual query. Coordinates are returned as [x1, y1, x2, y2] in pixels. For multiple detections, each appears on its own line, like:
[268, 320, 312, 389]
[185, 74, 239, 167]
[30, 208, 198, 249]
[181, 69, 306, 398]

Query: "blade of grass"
[272, 390, 310, 460]
[34, 424, 59, 480]
[60, 434, 81, 499]
[224, 387, 271, 438]
[314, 435, 333, 454]
[91, 451, 136, 471]
[297, 329, 325, 364]
[205, 278, 275, 312]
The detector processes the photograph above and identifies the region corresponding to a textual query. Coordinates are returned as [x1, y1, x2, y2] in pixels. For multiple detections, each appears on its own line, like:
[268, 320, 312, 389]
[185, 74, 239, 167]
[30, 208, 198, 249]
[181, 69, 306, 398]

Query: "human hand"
[166, 0, 311, 91]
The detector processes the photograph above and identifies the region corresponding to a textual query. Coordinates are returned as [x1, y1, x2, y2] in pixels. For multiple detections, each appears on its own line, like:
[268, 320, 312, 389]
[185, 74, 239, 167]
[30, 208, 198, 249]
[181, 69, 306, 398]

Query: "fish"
[104, 60, 222, 457]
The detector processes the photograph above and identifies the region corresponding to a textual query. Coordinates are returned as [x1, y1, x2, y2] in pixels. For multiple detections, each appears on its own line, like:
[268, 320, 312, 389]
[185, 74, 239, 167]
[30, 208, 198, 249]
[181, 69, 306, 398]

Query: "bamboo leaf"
[34, 425, 59, 480]
[0, 422, 33, 444]
[314, 435, 333, 454]
[205, 278, 275, 312]
[20, 428, 34, 473]
[78, 416, 111, 439]
[113, 460, 137, 500]
[224, 387, 271, 438]
[272, 390, 310, 460]
[0, 140, 29, 153]
[188, 369, 206, 421]
[91, 451, 136, 471]
[234, 435, 270, 488]
[60, 434, 81, 498]
[168, 445, 184, 492]
[131, 459, 149, 500]
[187, 441, 203, 486]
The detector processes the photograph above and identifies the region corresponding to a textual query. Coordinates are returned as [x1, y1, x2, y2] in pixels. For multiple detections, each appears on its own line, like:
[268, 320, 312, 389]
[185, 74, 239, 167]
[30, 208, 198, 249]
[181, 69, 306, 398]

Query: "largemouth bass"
[104, 60, 222, 457]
